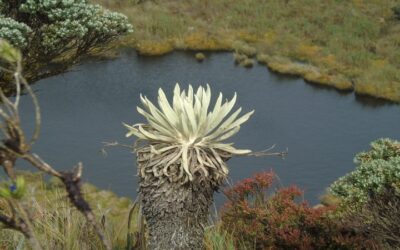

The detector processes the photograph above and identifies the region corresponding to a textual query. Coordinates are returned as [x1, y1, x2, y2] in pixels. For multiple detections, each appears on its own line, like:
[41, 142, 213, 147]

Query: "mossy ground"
[93, 0, 400, 102]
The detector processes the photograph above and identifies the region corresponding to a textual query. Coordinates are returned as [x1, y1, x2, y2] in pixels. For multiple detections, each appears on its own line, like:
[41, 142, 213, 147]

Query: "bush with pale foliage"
[329, 138, 400, 206]
[0, 0, 132, 61]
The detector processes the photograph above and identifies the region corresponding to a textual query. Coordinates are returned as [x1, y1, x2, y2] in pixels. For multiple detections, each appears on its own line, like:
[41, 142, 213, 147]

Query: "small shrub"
[241, 58, 254, 68]
[233, 52, 247, 64]
[221, 171, 373, 249]
[0, 0, 133, 84]
[195, 52, 205, 62]
[232, 40, 257, 57]
[329, 138, 400, 206]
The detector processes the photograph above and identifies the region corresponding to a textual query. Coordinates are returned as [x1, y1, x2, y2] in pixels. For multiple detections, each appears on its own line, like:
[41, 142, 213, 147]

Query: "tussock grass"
[92, 0, 400, 102]
[204, 224, 236, 250]
[0, 172, 138, 250]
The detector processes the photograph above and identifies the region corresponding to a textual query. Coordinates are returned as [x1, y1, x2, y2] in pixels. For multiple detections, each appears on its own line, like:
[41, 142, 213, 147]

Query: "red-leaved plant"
[221, 171, 378, 250]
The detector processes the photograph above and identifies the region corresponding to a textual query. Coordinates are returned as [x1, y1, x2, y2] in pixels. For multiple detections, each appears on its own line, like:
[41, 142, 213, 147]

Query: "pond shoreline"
[102, 38, 400, 105]
[91, 0, 399, 103]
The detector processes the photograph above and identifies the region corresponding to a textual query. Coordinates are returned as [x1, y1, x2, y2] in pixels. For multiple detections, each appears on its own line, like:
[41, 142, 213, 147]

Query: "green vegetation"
[4, 146, 400, 250]
[195, 52, 205, 62]
[393, 4, 400, 20]
[0, 172, 136, 250]
[0, 172, 237, 250]
[2, 37, 400, 248]
[0, 0, 132, 86]
[326, 138, 400, 248]
[93, 0, 400, 102]
[329, 138, 400, 206]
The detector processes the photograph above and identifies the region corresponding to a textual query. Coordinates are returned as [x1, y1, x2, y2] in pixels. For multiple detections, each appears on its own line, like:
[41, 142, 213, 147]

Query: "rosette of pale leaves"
[125, 84, 254, 183]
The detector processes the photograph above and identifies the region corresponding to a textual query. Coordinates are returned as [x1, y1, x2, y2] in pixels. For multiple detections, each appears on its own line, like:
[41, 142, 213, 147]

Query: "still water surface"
[19, 50, 400, 205]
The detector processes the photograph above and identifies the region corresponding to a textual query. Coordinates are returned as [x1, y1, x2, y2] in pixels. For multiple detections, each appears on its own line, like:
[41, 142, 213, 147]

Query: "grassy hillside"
[93, 0, 400, 102]
[0, 172, 136, 249]
[0, 172, 234, 249]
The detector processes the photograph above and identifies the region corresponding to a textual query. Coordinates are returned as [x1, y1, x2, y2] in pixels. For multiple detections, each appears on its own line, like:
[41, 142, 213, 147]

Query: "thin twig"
[18, 72, 41, 145]
[103, 141, 135, 150]
[22, 153, 63, 178]
[247, 144, 288, 158]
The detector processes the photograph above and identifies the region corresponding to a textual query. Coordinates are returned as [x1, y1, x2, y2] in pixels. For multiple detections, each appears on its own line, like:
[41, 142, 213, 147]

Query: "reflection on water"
[304, 81, 353, 97]
[354, 94, 398, 109]
[17, 50, 400, 206]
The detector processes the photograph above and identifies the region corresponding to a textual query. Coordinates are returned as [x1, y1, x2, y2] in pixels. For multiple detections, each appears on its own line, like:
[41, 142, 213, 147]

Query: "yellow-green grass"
[93, 0, 400, 102]
[0, 172, 138, 250]
[204, 224, 236, 250]
[0, 172, 235, 249]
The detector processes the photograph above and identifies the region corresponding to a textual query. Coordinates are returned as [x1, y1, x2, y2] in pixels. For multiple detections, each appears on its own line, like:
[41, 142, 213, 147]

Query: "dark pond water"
[18, 50, 399, 206]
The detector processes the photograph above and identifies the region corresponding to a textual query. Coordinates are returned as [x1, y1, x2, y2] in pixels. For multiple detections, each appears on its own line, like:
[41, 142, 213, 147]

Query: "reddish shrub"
[221, 171, 377, 250]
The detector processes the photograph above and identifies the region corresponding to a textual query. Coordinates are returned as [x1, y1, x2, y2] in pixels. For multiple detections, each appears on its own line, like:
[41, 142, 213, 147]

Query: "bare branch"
[101, 141, 135, 157]
[60, 163, 112, 250]
[247, 144, 288, 158]
[13, 62, 22, 108]
[22, 153, 63, 178]
[18, 72, 41, 145]
[103, 141, 135, 150]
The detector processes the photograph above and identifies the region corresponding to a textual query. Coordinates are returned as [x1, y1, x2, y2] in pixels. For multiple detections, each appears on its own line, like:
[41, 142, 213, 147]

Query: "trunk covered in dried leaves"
[127, 84, 255, 249]
[140, 176, 215, 250]
[137, 150, 224, 250]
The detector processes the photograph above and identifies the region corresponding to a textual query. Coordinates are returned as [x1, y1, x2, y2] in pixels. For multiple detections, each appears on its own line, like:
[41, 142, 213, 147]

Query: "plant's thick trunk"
[139, 174, 216, 250]
[138, 150, 222, 250]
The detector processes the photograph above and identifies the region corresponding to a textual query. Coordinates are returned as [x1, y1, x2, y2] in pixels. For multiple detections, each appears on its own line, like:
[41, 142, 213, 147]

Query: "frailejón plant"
[124, 83, 254, 184]
[124, 83, 254, 249]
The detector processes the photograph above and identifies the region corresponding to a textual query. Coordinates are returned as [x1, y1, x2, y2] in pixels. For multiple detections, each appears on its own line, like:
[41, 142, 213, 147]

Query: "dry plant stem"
[22, 153, 63, 178]
[60, 166, 112, 250]
[16, 70, 41, 145]
[12, 200, 43, 250]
